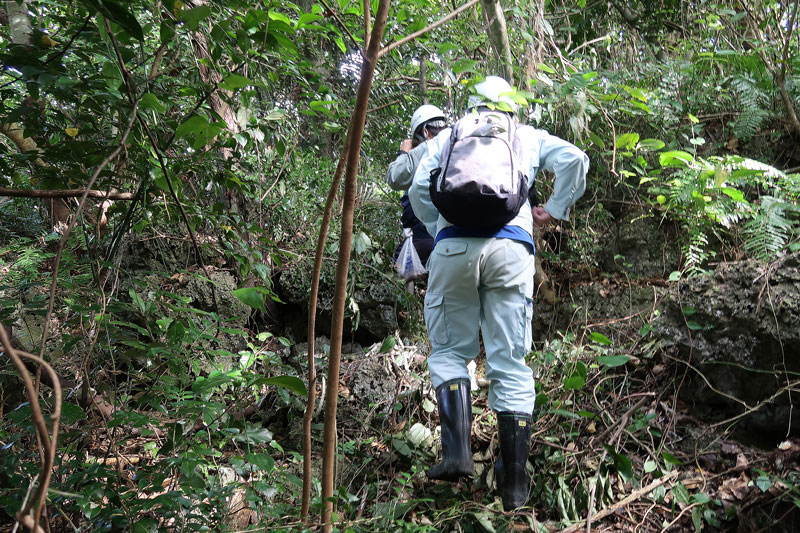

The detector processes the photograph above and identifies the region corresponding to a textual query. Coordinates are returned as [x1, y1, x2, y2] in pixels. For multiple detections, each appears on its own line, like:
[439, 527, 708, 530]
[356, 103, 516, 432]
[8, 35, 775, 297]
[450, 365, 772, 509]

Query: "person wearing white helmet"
[386, 104, 449, 266]
[409, 75, 589, 510]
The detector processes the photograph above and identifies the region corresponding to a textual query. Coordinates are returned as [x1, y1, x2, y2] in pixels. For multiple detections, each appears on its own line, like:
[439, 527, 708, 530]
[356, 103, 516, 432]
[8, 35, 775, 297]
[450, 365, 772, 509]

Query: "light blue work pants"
[424, 237, 536, 414]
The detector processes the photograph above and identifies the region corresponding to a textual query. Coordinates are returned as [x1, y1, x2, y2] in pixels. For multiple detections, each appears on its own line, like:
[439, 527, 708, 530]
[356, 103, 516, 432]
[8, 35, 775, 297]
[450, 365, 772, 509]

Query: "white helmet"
[468, 75, 518, 112]
[410, 104, 446, 137]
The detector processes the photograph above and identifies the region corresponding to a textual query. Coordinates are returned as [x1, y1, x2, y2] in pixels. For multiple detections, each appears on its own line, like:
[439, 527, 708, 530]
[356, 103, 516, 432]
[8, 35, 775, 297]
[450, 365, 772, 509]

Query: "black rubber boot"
[495, 411, 532, 511]
[428, 378, 474, 481]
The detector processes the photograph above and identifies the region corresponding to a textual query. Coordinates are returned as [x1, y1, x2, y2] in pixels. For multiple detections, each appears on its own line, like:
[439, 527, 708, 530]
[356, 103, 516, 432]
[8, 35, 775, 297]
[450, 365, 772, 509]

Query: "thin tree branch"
[43, 15, 91, 65]
[378, 0, 480, 58]
[320, 1, 390, 530]
[301, 132, 352, 521]
[0, 188, 135, 200]
[363, 0, 371, 50]
[105, 19, 220, 317]
[317, 0, 364, 58]
[37, 104, 139, 364]
[559, 471, 679, 533]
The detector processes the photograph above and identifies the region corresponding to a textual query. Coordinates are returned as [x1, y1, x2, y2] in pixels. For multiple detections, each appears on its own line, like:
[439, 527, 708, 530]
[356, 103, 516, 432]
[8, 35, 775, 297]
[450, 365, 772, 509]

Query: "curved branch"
[0, 326, 62, 529]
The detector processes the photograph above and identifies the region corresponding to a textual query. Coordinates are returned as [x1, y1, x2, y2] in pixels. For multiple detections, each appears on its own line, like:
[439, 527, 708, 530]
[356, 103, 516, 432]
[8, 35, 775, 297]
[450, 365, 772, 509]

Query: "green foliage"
[646, 153, 800, 275]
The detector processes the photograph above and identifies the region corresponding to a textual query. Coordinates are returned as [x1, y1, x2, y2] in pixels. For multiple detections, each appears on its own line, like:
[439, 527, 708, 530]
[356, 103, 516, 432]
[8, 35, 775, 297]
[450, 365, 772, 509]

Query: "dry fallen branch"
[560, 470, 679, 533]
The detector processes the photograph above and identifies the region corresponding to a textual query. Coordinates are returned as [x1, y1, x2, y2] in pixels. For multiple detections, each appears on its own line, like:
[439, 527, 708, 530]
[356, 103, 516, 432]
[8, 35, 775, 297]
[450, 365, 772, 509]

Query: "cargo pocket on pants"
[424, 291, 449, 345]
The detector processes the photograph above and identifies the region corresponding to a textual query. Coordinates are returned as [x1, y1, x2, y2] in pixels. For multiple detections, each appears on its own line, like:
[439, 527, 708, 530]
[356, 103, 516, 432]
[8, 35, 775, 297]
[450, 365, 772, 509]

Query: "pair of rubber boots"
[427, 378, 532, 511]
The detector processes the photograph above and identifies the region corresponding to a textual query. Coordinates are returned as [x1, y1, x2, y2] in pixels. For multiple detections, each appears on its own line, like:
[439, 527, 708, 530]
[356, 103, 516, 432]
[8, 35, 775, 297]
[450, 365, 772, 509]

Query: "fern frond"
[682, 223, 711, 277]
[729, 74, 770, 140]
[742, 196, 793, 261]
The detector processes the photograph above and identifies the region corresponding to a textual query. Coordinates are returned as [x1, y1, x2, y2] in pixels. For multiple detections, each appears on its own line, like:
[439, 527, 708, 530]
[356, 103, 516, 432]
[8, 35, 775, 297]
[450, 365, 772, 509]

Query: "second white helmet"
[468, 76, 518, 113]
[410, 104, 446, 137]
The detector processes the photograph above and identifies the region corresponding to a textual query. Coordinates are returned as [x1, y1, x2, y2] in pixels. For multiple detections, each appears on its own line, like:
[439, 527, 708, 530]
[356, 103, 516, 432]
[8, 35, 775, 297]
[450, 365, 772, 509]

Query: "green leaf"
[297, 13, 324, 28]
[691, 507, 703, 532]
[140, 93, 166, 113]
[537, 63, 556, 74]
[588, 131, 606, 149]
[550, 408, 581, 419]
[422, 398, 435, 413]
[180, 5, 212, 30]
[192, 373, 234, 394]
[268, 11, 293, 26]
[722, 187, 745, 202]
[452, 59, 477, 75]
[166, 320, 185, 345]
[672, 482, 691, 504]
[659, 151, 694, 168]
[625, 86, 648, 102]
[603, 444, 633, 482]
[615, 132, 639, 150]
[563, 375, 585, 390]
[245, 452, 275, 473]
[378, 336, 396, 353]
[596, 355, 630, 367]
[637, 138, 665, 151]
[80, 0, 145, 40]
[251, 375, 307, 396]
[61, 402, 87, 425]
[392, 437, 413, 457]
[219, 73, 251, 91]
[589, 331, 612, 345]
[472, 512, 497, 532]
[233, 424, 273, 444]
[232, 287, 266, 312]
[333, 35, 346, 53]
[175, 114, 209, 142]
[104, 1, 144, 40]
[352, 231, 371, 254]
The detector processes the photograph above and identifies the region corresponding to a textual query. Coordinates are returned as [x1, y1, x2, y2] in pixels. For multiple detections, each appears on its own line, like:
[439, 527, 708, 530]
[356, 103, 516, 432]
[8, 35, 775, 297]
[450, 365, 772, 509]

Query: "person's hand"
[399, 138, 413, 152]
[532, 206, 555, 227]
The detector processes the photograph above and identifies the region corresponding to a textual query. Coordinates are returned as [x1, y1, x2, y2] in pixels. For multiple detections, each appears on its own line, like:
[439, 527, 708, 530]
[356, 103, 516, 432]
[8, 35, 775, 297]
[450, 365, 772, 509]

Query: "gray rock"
[653, 253, 800, 442]
[276, 260, 400, 343]
[602, 212, 681, 278]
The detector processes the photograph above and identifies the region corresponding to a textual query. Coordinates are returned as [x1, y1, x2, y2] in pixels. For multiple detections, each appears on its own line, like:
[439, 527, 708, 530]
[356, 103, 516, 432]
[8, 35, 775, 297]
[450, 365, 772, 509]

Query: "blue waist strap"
[434, 225, 535, 254]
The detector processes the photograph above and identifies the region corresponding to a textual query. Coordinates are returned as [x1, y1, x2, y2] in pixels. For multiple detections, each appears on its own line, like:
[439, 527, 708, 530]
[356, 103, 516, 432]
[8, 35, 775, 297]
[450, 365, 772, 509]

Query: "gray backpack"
[429, 111, 528, 229]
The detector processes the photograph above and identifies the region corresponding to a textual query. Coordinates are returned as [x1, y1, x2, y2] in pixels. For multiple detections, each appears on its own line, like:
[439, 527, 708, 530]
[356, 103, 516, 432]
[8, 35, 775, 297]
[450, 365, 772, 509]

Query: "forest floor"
[2, 232, 800, 532]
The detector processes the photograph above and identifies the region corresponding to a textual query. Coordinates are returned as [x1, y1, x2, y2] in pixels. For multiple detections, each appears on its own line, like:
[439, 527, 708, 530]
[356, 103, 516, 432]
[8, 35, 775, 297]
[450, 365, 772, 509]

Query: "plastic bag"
[394, 228, 427, 280]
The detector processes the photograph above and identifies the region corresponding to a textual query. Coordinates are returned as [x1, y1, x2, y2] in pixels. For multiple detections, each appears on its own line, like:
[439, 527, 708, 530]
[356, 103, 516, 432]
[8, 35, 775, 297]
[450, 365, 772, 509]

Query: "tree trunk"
[419, 54, 428, 104]
[6, 0, 32, 43]
[480, 0, 514, 84]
